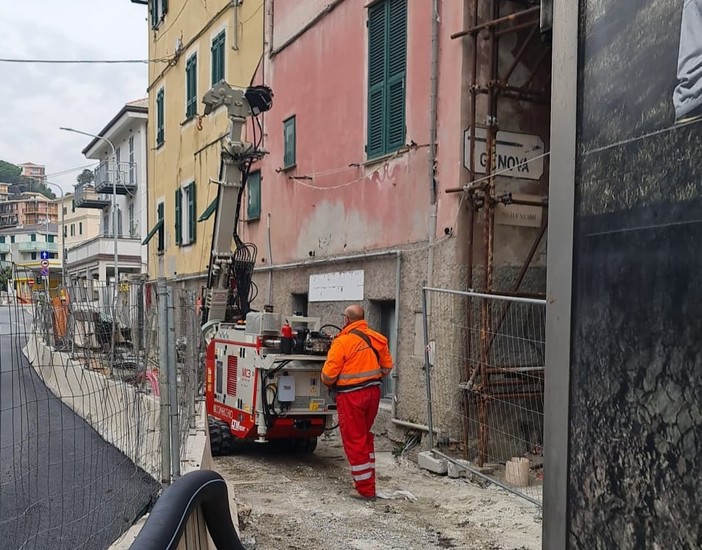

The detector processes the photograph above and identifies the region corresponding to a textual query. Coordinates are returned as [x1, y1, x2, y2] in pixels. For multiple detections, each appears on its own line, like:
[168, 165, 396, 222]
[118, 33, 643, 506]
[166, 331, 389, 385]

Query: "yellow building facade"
[144, 0, 264, 283]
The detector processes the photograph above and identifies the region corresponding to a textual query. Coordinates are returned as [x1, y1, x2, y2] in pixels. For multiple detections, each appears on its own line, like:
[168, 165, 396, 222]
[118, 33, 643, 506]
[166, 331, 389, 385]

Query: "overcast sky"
[0, 1, 149, 193]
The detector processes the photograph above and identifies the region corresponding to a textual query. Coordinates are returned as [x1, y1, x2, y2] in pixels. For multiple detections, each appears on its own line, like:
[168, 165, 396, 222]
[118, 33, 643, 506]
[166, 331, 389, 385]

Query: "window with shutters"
[150, 0, 168, 29]
[211, 31, 226, 85]
[156, 88, 165, 147]
[186, 182, 196, 244]
[247, 171, 261, 221]
[177, 182, 197, 246]
[157, 201, 165, 252]
[283, 116, 296, 169]
[185, 54, 198, 119]
[366, 0, 407, 159]
[175, 186, 182, 246]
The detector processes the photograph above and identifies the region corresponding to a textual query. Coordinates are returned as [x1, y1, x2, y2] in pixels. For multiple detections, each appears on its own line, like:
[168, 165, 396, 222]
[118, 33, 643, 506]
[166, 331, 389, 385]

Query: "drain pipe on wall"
[388, 0, 442, 437]
[426, 0, 440, 296]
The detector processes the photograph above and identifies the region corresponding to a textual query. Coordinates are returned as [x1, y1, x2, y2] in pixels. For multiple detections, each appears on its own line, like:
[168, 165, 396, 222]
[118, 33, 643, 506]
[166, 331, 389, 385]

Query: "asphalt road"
[0, 304, 160, 550]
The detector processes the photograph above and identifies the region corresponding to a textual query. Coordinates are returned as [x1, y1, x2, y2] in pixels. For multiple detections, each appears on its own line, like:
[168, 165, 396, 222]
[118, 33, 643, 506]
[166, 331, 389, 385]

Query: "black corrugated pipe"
[130, 470, 244, 550]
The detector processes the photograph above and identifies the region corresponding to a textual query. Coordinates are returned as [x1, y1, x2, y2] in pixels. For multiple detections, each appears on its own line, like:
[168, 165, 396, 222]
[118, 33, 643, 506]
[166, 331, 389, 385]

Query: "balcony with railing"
[93, 160, 138, 195]
[67, 235, 143, 268]
[17, 241, 59, 253]
[74, 182, 110, 209]
[0, 215, 18, 228]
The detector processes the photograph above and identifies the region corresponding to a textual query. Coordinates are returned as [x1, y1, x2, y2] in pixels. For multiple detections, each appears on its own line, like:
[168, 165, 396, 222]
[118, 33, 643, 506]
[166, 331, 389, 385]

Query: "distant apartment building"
[56, 192, 101, 250]
[0, 193, 59, 228]
[0, 223, 61, 297]
[71, 99, 149, 286]
[0, 183, 10, 202]
[18, 162, 46, 182]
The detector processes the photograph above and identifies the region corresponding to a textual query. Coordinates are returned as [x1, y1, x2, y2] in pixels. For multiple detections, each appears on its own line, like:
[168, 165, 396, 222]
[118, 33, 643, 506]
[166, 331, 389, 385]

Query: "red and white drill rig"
[198, 82, 337, 455]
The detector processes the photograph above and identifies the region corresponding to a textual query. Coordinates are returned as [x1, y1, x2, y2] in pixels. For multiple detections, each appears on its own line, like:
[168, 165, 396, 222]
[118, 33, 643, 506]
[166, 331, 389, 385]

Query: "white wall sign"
[463, 127, 545, 180]
[495, 194, 544, 228]
[309, 270, 364, 302]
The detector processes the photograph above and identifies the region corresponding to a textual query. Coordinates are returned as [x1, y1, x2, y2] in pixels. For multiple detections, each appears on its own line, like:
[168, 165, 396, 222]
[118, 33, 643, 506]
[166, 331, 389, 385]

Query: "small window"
[48, 235, 55, 243]
[211, 31, 226, 85]
[157, 202, 165, 252]
[31, 252, 36, 260]
[150, 0, 168, 29]
[177, 182, 197, 246]
[71, 200, 75, 213]
[247, 171, 261, 221]
[0, 254, 5, 261]
[185, 54, 198, 119]
[0, 236, 4, 243]
[283, 116, 296, 169]
[79, 222, 83, 235]
[70, 224, 75, 237]
[156, 88, 165, 146]
[30, 234, 36, 242]
[10, 236, 14, 244]
[128, 136, 135, 184]
[63, 227, 67, 238]
[63, 207, 67, 215]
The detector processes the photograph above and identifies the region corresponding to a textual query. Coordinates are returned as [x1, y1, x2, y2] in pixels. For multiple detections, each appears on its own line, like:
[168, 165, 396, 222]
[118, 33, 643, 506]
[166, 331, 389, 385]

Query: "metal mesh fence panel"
[0, 275, 204, 549]
[423, 287, 545, 506]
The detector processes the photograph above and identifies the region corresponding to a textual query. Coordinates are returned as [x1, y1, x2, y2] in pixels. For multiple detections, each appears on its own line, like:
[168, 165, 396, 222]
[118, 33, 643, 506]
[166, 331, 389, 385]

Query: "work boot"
[348, 490, 376, 502]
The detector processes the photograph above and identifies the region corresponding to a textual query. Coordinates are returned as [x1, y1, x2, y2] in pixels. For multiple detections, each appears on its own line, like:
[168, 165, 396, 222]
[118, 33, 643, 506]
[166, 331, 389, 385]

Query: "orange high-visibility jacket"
[321, 320, 393, 388]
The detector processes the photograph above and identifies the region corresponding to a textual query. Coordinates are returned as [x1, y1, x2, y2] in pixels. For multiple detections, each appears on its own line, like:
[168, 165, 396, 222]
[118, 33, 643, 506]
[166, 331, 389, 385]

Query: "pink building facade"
[237, 0, 551, 430]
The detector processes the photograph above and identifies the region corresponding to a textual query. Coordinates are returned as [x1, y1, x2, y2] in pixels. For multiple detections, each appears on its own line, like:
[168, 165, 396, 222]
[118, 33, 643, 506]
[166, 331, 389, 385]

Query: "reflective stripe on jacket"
[321, 320, 393, 387]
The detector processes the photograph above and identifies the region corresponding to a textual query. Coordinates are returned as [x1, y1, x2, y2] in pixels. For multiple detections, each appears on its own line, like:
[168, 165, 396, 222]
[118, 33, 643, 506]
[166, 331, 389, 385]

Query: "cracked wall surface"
[569, 0, 702, 547]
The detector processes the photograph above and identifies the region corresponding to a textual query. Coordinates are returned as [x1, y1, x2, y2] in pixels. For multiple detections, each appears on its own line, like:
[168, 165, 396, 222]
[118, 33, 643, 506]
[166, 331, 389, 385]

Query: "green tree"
[0, 160, 23, 183]
[76, 168, 94, 186]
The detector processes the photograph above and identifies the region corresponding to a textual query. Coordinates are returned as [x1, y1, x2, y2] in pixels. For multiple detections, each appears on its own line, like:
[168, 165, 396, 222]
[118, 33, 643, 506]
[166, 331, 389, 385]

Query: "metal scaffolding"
[447, 1, 552, 466]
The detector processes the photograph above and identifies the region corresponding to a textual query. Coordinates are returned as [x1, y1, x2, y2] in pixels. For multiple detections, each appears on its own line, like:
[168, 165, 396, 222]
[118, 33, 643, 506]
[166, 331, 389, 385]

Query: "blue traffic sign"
[40, 251, 50, 260]
[40, 267, 49, 277]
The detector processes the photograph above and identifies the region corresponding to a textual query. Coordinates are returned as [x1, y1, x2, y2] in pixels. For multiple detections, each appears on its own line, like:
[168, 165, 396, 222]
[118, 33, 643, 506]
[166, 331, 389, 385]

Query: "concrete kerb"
[22, 333, 240, 548]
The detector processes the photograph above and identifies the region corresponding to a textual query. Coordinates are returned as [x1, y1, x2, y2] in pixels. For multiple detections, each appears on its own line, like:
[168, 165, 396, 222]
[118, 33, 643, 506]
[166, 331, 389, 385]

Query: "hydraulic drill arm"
[200, 82, 272, 333]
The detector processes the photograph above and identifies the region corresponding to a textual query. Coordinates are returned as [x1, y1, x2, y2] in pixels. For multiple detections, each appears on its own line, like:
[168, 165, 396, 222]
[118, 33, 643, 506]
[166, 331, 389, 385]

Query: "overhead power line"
[0, 57, 171, 65]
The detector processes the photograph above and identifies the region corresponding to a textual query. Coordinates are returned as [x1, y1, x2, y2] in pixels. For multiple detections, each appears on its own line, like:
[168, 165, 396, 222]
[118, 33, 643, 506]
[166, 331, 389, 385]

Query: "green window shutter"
[186, 55, 197, 118]
[156, 89, 165, 146]
[31, 234, 36, 242]
[211, 32, 225, 85]
[247, 171, 261, 220]
[157, 202, 165, 251]
[386, 0, 407, 152]
[150, 0, 158, 28]
[175, 188, 182, 246]
[188, 183, 197, 242]
[162, 0, 168, 15]
[367, 3, 387, 158]
[199, 196, 218, 222]
[143, 218, 163, 245]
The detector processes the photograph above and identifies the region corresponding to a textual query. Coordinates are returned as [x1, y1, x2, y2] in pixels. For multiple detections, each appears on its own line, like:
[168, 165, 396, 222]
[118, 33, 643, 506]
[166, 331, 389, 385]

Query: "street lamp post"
[60, 126, 120, 371]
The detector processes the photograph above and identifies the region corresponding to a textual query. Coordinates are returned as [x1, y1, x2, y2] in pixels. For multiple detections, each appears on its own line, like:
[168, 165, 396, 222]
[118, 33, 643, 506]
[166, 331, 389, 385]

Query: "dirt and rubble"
[214, 431, 542, 550]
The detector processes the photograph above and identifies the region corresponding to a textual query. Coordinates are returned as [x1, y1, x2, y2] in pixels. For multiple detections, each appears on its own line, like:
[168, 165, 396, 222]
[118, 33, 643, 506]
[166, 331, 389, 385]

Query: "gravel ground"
[214, 431, 542, 550]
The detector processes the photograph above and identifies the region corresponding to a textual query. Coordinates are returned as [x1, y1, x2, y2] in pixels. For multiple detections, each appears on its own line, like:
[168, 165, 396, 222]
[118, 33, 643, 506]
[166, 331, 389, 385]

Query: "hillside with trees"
[0, 160, 56, 199]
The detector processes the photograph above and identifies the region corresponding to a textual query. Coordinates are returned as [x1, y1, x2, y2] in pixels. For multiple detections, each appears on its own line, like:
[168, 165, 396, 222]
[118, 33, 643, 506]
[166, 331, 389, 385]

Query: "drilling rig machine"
[199, 82, 338, 455]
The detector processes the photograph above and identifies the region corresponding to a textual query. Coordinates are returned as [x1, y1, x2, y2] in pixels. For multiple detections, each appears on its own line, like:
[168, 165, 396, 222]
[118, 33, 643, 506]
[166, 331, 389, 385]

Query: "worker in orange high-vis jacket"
[322, 304, 393, 500]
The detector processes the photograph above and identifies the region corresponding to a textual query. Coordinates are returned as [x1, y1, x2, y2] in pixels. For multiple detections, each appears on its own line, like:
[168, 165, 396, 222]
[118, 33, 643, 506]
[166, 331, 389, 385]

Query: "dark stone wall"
[568, 0, 702, 548]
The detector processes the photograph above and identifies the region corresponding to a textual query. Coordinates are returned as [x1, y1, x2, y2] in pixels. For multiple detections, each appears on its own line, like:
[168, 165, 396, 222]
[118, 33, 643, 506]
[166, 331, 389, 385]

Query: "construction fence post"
[167, 285, 181, 479]
[422, 286, 435, 452]
[157, 279, 171, 485]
